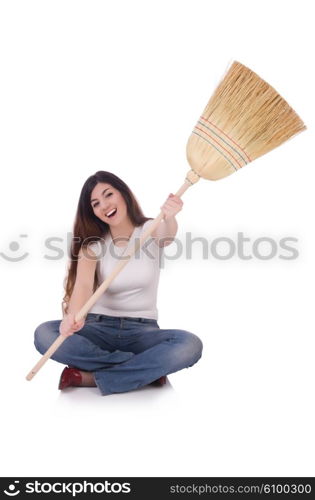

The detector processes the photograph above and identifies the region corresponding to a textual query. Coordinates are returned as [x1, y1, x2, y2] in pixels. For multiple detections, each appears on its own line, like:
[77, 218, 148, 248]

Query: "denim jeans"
[34, 313, 203, 395]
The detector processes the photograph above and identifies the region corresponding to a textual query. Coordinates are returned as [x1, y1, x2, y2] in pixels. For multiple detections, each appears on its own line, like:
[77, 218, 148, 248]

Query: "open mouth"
[106, 208, 117, 218]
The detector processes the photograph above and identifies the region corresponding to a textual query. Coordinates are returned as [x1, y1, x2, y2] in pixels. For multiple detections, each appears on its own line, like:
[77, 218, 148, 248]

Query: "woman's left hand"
[160, 193, 183, 221]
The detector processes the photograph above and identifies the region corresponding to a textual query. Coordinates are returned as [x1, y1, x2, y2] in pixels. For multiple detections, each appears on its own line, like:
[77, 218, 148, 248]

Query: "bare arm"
[152, 216, 178, 247]
[151, 193, 183, 247]
[67, 246, 98, 318]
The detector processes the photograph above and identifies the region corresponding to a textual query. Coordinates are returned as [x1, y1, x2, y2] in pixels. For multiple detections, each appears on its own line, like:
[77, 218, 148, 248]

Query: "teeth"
[106, 208, 116, 217]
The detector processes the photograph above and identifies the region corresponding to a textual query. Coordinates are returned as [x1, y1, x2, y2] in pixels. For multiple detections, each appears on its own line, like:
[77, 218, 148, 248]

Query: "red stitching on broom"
[195, 126, 243, 169]
[200, 116, 252, 162]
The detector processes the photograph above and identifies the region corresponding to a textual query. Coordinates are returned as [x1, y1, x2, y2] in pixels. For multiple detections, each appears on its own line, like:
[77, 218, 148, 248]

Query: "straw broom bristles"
[186, 61, 306, 180]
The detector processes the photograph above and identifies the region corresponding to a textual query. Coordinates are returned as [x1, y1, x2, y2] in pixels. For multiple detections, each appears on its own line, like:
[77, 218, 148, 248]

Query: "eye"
[92, 192, 112, 208]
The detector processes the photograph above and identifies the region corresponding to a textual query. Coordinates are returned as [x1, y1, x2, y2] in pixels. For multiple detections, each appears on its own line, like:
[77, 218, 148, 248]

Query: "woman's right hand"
[59, 313, 85, 338]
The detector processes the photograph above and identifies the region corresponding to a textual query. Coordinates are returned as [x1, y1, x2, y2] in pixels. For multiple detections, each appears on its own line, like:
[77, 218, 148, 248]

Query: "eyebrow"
[91, 188, 110, 203]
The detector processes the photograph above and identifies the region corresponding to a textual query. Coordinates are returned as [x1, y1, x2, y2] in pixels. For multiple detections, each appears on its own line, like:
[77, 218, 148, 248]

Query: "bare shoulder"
[78, 245, 99, 260]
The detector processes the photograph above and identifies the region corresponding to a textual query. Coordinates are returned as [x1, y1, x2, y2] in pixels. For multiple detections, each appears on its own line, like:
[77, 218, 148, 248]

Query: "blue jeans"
[34, 313, 203, 396]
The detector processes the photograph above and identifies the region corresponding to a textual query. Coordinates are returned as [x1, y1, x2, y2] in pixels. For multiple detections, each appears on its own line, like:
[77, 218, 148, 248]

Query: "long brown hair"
[62, 171, 152, 316]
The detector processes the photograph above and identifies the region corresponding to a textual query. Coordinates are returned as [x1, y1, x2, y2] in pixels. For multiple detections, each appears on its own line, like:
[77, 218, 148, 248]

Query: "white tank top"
[88, 220, 164, 320]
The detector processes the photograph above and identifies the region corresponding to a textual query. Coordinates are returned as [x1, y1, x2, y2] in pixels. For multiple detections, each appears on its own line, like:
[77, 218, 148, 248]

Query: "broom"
[26, 61, 306, 381]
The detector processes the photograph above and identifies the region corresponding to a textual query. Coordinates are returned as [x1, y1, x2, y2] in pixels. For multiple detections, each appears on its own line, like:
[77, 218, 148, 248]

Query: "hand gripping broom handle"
[26, 170, 200, 381]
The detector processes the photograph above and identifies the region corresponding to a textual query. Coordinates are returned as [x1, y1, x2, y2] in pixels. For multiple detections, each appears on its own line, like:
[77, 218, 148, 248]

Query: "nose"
[100, 200, 110, 211]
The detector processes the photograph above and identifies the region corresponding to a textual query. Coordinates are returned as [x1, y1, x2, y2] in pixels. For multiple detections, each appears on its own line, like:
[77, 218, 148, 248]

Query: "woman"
[34, 171, 203, 395]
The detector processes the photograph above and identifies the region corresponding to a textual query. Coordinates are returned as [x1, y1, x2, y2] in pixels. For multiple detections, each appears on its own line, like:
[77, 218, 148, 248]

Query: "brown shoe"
[58, 366, 82, 390]
[150, 375, 167, 387]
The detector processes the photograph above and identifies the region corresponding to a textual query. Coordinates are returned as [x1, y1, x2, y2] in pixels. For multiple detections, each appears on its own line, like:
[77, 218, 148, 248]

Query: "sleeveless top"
[88, 220, 164, 320]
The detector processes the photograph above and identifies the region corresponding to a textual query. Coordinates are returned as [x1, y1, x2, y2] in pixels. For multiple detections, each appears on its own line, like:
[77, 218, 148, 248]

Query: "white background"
[0, 0, 314, 477]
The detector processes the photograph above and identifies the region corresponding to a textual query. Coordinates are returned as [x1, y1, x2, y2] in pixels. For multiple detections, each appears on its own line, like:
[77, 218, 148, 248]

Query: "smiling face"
[90, 183, 129, 226]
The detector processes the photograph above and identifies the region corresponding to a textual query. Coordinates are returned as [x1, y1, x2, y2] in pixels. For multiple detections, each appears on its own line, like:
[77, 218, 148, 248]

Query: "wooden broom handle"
[26, 170, 200, 381]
